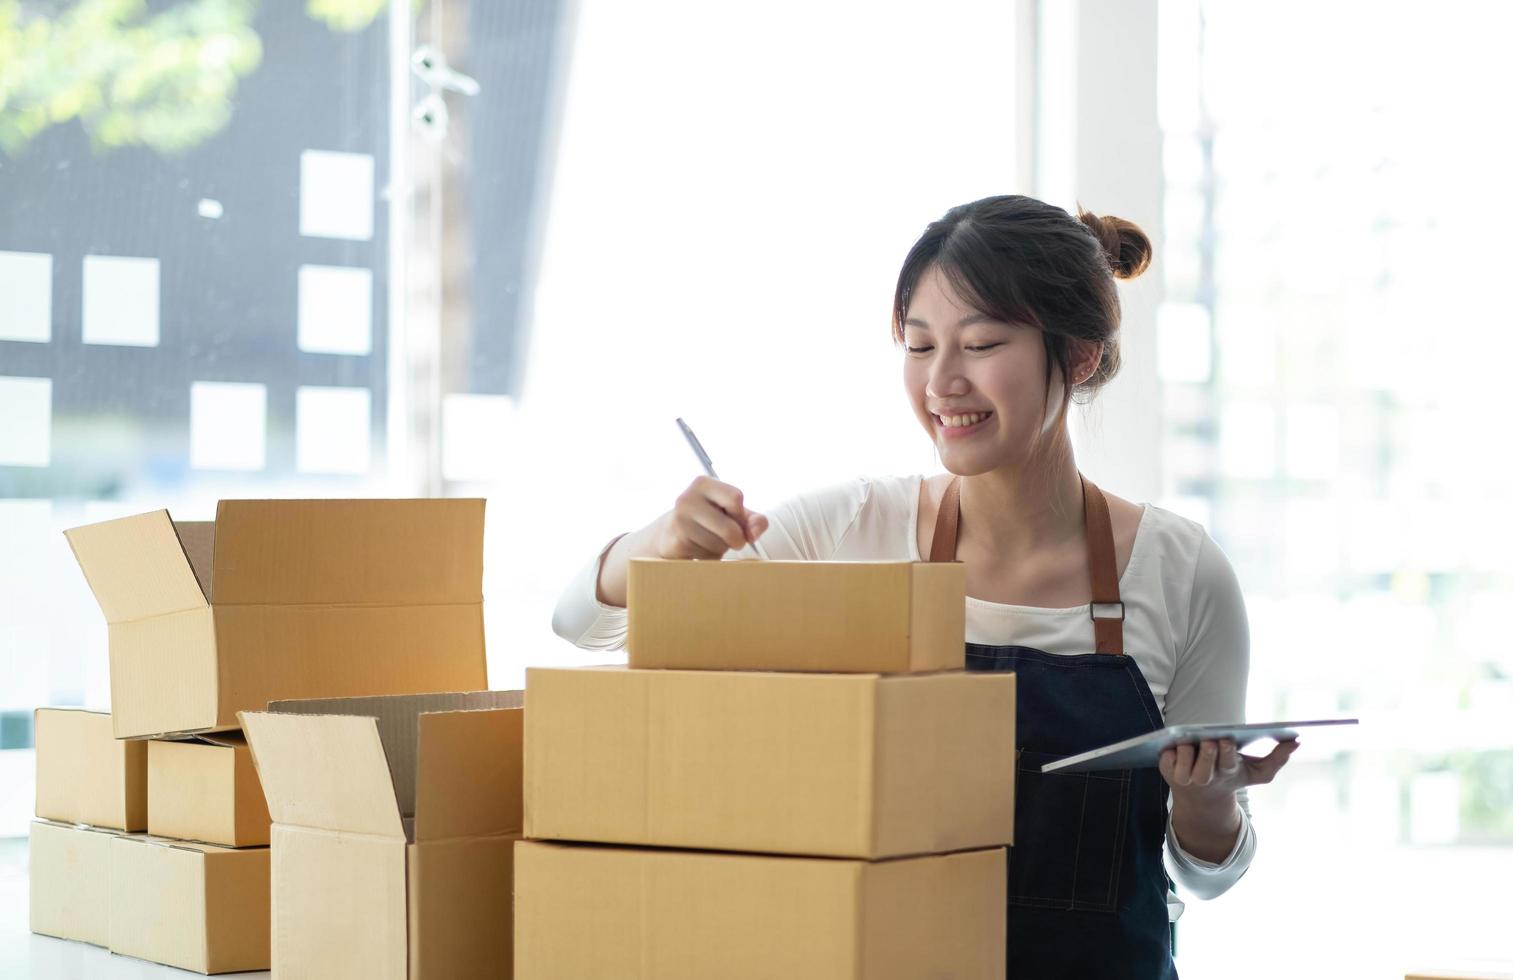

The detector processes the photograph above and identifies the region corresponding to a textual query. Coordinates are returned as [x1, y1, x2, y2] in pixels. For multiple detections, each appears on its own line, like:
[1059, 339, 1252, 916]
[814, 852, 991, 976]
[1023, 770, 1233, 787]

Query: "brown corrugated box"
[241, 690, 524, 979]
[34, 707, 147, 831]
[30, 818, 269, 972]
[524, 665, 1016, 859]
[28, 819, 122, 948]
[108, 834, 270, 974]
[64, 499, 490, 739]
[514, 840, 1006, 979]
[148, 731, 271, 847]
[626, 558, 966, 672]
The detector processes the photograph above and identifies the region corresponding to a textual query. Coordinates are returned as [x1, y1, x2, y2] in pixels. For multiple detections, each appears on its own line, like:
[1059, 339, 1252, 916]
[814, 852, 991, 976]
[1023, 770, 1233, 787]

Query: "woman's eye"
[904, 345, 934, 354]
[966, 344, 1002, 353]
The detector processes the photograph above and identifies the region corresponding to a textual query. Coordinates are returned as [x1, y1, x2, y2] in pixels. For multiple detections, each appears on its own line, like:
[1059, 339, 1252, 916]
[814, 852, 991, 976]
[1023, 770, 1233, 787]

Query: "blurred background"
[1, 0, 1509, 975]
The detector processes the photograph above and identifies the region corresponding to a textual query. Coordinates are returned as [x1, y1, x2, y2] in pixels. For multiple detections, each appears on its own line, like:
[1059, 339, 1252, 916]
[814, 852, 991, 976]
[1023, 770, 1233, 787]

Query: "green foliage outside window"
[0, 0, 386, 155]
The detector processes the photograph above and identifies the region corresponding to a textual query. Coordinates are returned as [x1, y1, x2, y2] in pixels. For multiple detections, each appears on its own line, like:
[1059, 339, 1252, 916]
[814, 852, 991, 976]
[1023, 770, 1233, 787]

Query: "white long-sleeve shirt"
[551, 473, 1257, 914]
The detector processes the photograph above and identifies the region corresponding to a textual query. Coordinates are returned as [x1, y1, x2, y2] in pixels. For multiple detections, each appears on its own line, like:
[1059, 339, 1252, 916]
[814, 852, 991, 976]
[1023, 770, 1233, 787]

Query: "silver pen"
[675, 417, 770, 560]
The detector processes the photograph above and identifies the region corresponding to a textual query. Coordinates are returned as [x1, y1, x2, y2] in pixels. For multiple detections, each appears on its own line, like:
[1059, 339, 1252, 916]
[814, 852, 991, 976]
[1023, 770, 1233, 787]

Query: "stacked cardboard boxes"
[29, 498, 491, 974]
[29, 707, 271, 973]
[516, 557, 1017, 979]
[30, 708, 145, 952]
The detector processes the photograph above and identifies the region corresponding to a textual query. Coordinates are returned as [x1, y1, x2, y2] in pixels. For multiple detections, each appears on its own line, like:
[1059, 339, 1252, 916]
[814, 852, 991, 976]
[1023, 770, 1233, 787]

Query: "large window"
[0, 0, 571, 836]
[0, 0, 1022, 836]
[493, 0, 1022, 684]
[1157, 1, 1512, 974]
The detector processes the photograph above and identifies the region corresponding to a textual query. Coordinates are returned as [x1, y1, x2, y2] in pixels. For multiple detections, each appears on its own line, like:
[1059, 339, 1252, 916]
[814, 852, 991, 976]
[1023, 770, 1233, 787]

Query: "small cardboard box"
[626, 558, 966, 673]
[64, 498, 490, 739]
[148, 732, 271, 847]
[109, 834, 270, 974]
[525, 666, 1015, 859]
[514, 840, 1007, 979]
[241, 690, 525, 979]
[29, 819, 121, 947]
[34, 707, 148, 831]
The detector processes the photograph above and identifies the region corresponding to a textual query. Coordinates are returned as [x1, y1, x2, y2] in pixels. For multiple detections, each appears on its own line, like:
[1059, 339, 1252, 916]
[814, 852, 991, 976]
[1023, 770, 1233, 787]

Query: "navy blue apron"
[931, 475, 1177, 979]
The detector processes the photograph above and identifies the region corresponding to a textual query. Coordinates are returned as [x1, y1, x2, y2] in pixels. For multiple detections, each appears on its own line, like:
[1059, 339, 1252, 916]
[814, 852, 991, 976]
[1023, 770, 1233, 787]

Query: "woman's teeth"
[939, 412, 991, 428]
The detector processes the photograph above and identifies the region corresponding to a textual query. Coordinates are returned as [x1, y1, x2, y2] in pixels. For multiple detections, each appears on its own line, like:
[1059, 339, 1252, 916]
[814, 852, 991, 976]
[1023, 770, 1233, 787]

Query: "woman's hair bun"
[1076, 205, 1153, 281]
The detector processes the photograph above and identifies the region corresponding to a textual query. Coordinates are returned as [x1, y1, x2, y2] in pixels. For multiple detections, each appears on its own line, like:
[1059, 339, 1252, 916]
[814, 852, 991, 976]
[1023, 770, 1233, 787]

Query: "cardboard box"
[148, 732, 271, 847]
[29, 819, 121, 947]
[34, 707, 148, 831]
[64, 498, 490, 739]
[514, 840, 1007, 979]
[108, 834, 270, 974]
[241, 690, 525, 979]
[626, 558, 966, 673]
[525, 666, 1015, 859]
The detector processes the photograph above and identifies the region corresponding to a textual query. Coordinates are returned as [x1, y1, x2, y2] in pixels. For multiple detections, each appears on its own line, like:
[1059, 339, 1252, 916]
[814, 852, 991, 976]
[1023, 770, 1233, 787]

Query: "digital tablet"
[1039, 719, 1359, 774]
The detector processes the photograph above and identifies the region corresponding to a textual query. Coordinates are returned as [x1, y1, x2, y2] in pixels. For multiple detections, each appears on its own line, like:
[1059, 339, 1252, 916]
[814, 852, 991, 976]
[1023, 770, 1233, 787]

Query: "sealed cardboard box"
[515, 840, 1006, 979]
[29, 819, 121, 947]
[65, 498, 490, 739]
[626, 558, 965, 673]
[34, 707, 147, 831]
[108, 834, 270, 974]
[148, 732, 271, 847]
[241, 690, 524, 979]
[525, 666, 1015, 859]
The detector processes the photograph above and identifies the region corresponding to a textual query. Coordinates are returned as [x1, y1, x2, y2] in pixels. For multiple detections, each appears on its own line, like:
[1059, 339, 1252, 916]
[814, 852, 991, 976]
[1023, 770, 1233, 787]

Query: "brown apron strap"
[926, 473, 1124, 655]
[1081, 476, 1125, 655]
[929, 476, 962, 564]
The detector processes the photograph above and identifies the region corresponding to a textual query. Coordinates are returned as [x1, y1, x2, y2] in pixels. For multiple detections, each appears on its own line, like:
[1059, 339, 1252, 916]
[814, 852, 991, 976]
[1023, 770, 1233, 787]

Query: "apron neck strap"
[928, 473, 1125, 655]
[928, 476, 962, 564]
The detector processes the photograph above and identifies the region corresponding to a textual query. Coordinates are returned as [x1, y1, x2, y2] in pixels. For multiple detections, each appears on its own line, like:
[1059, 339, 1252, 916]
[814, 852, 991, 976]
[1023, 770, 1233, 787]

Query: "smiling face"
[901, 264, 1064, 475]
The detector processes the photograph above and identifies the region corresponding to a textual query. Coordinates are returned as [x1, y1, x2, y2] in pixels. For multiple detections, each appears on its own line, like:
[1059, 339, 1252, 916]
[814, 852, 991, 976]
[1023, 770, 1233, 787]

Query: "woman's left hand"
[1159, 737, 1300, 806]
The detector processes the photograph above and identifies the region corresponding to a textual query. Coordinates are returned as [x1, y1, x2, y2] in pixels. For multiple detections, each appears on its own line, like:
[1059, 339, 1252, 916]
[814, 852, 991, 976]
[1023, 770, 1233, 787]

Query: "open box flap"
[239, 710, 403, 838]
[64, 511, 209, 622]
[414, 707, 524, 841]
[266, 690, 523, 821]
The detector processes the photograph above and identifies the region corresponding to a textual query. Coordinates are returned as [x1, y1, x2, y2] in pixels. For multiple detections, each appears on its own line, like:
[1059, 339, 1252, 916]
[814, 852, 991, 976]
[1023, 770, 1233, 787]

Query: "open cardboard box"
[34, 708, 147, 831]
[515, 840, 1007, 979]
[525, 665, 1015, 859]
[148, 731, 271, 847]
[241, 690, 524, 980]
[626, 558, 966, 673]
[65, 499, 490, 739]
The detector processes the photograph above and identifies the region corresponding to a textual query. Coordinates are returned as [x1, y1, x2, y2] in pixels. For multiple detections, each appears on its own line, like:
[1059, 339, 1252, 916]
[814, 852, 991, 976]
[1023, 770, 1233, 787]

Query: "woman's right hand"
[592, 476, 772, 607]
[654, 476, 769, 559]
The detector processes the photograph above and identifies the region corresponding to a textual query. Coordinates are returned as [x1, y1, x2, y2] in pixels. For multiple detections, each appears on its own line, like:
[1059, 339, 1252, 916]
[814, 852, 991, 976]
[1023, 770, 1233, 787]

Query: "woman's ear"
[1070, 340, 1104, 386]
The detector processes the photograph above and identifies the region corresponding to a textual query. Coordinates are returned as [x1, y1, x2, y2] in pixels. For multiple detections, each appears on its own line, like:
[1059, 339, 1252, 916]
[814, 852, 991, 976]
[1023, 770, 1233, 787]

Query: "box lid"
[64, 511, 209, 622]
[243, 690, 523, 841]
[209, 498, 484, 606]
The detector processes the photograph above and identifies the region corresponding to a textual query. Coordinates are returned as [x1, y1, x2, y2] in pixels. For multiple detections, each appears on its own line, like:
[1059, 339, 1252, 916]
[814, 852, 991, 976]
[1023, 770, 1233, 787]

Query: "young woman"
[552, 194, 1296, 978]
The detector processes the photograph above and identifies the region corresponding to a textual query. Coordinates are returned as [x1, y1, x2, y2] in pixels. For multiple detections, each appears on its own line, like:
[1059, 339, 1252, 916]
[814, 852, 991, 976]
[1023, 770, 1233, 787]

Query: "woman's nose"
[926, 371, 969, 400]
